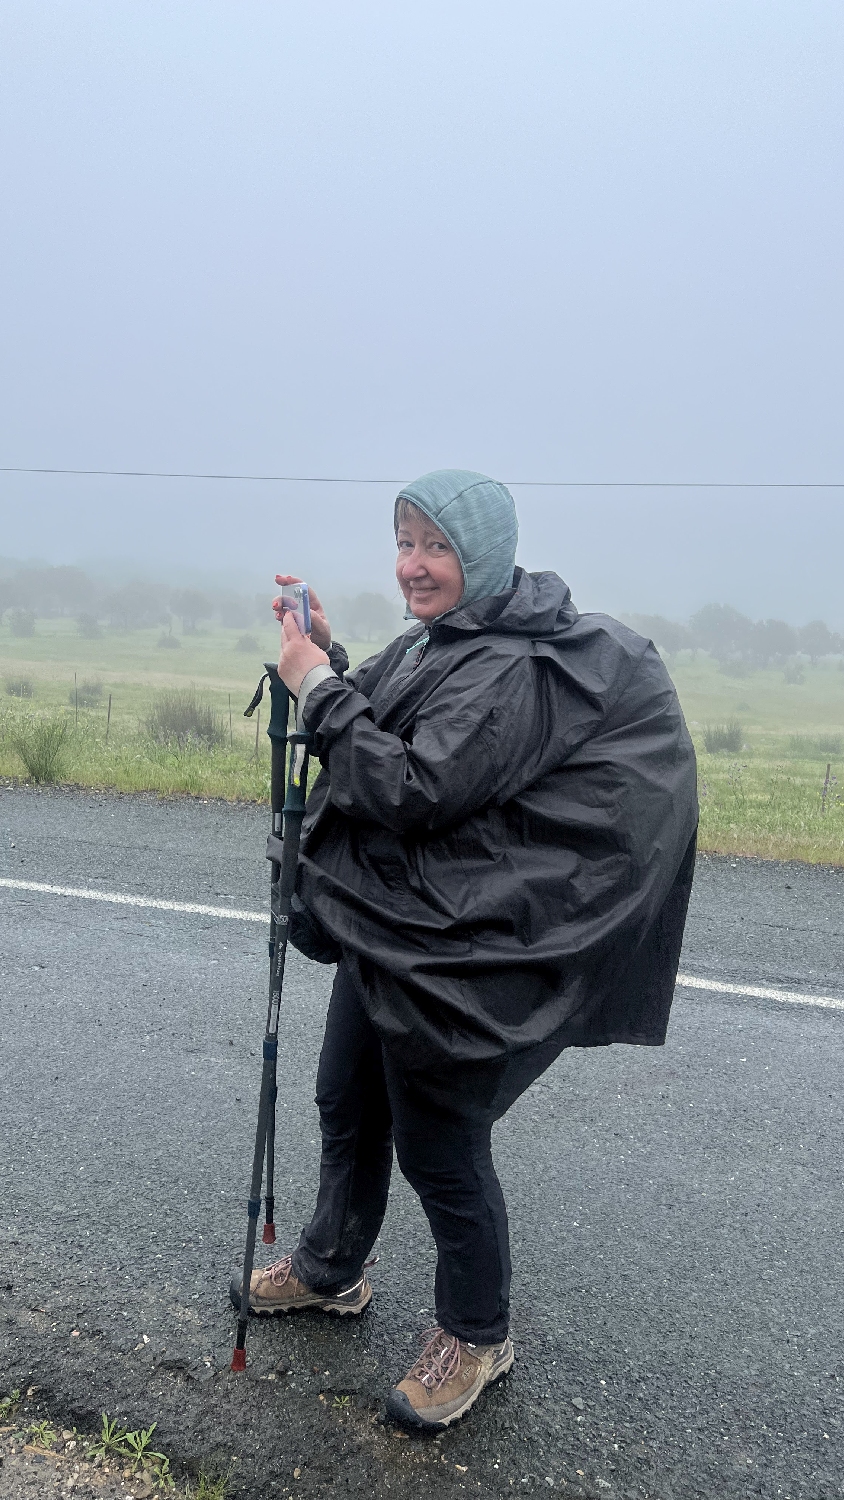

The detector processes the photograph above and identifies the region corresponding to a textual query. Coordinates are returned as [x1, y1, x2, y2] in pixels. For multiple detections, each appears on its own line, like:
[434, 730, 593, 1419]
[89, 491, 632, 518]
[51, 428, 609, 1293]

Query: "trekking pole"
[231, 662, 311, 1373]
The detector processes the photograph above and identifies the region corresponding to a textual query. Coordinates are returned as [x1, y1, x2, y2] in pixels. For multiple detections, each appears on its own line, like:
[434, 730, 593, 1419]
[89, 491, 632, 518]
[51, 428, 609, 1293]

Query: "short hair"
[394, 496, 441, 534]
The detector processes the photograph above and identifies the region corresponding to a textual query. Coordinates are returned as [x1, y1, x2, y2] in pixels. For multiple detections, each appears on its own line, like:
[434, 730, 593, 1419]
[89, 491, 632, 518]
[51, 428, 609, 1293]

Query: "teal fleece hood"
[395, 469, 519, 612]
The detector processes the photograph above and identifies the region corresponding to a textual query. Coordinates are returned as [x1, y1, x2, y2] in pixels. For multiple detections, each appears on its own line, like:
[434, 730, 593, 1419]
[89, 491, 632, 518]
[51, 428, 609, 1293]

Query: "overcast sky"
[1, 2, 842, 623]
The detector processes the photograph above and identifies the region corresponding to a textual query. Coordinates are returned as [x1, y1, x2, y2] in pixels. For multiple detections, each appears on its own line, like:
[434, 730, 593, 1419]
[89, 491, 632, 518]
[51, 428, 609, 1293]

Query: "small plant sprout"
[87, 1413, 128, 1462]
[0, 1388, 21, 1419]
[333, 1394, 351, 1408]
[188, 1466, 234, 1499]
[123, 1422, 167, 1472]
[25, 1418, 57, 1448]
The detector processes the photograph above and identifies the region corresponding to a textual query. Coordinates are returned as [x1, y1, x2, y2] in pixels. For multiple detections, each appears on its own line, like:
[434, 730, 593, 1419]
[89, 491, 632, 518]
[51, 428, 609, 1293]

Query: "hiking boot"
[229, 1254, 372, 1317]
[385, 1326, 514, 1429]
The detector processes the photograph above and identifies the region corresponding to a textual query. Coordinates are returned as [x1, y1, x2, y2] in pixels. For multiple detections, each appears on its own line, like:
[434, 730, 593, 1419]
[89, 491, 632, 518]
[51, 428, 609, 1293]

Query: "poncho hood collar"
[431, 567, 578, 640]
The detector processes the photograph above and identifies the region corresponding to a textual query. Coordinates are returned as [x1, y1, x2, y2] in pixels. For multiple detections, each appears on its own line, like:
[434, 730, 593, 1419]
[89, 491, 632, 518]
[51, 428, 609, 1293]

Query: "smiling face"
[395, 506, 465, 622]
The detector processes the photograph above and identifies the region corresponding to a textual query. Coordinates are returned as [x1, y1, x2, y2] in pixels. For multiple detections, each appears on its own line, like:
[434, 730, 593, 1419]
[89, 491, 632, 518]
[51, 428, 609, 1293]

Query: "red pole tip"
[262, 1223, 277, 1244]
[231, 1347, 247, 1372]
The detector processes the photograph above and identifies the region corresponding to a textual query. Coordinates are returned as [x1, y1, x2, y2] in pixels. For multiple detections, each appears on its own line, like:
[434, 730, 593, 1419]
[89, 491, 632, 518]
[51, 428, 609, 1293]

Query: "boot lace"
[407, 1327, 462, 1391]
[265, 1253, 378, 1290]
[267, 1255, 294, 1287]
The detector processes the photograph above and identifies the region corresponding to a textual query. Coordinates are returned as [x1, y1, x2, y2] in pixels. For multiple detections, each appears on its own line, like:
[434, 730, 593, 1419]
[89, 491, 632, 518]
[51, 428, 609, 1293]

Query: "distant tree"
[350, 592, 402, 642]
[170, 588, 213, 634]
[219, 595, 252, 630]
[623, 614, 692, 658]
[77, 612, 101, 639]
[688, 604, 754, 664]
[102, 581, 170, 631]
[10, 565, 99, 618]
[9, 608, 36, 637]
[798, 620, 834, 664]
[751, 618, 796, 667]
[253, 592, 275, 627]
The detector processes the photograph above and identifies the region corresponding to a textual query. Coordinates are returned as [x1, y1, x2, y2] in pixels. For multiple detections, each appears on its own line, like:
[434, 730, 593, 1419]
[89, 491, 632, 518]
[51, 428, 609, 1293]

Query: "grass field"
[1, 618, 843, 864]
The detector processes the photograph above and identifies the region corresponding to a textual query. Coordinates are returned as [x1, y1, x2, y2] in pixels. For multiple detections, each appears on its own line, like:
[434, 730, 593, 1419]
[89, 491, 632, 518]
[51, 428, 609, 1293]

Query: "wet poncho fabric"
[396, 469, 519, 607]
[292, 568, 698, 1088]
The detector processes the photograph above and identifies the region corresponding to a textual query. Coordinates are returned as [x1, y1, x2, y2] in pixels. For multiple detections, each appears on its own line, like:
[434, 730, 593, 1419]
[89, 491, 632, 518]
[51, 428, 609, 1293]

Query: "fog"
[1, 3, 842, 626]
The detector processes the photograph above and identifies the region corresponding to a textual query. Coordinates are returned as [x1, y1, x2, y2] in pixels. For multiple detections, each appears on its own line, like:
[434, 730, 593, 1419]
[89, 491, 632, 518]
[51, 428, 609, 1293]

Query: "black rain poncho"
[292, 568, 698, 1079]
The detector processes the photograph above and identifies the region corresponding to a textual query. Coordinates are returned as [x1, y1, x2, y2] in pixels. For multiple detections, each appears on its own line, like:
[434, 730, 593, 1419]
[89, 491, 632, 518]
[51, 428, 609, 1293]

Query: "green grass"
[1, 619, 843, 864]
[667, 653, 844, 863]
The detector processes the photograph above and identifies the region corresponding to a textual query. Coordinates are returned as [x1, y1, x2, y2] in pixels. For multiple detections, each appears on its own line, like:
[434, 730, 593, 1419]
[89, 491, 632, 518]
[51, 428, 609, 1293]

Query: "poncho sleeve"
[301, 651, 537, 834]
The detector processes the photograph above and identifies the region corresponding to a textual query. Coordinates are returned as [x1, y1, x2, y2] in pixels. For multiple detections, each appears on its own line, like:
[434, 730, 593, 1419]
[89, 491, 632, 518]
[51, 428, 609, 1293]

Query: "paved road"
[1, 785, 842, 1500]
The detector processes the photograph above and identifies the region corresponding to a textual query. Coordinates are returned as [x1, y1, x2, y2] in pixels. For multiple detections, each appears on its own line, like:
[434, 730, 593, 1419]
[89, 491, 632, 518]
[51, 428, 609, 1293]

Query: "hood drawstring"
[405, 629, 430, 668]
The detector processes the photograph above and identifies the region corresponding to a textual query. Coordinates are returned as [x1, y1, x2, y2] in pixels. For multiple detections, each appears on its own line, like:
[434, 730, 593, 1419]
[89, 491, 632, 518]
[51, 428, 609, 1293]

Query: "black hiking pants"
[291, 960, 554, 1345]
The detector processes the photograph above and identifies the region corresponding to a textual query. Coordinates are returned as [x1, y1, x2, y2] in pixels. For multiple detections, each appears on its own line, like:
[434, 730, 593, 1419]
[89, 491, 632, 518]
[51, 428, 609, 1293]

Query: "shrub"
[790, 732, 843, 759]
[717, 657, 751, 678]
[783, 659, 805, 685]
[157, 632, 182, 650]
[146, 688, 224, 749]
[10, 716, 71, 782]
[77, 612, 101, 639]
[9, 608, 35, 637]
[703, 720, 743, 754]
[235, 634, 260, 653]
[69, 680, 103, 708]
[5, 677, 33, 698]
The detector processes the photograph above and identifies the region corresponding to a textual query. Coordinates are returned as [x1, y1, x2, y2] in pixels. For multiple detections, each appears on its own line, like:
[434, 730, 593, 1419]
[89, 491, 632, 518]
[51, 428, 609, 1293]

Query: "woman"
[233, 469, 698, 1430]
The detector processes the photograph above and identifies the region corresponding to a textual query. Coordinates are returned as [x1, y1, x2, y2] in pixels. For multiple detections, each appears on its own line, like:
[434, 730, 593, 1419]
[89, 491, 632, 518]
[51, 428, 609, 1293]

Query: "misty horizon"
[2, 5, 842, 626]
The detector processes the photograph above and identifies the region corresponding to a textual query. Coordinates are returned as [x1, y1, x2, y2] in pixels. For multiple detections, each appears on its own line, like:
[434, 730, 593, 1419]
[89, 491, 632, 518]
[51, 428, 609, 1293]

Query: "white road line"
[674, 973, 844, 1012]
[2, 874, 842, 1013]
[0, 876, 266, 924]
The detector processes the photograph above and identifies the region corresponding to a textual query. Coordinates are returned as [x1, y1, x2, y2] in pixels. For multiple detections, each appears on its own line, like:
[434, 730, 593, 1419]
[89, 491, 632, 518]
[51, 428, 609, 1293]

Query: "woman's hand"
[272, 574, 332, 650]
[278, 610, 330, 696]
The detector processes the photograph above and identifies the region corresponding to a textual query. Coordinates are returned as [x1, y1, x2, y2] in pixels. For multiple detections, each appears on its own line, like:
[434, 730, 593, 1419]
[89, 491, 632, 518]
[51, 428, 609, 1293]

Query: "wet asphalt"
[1, 785, 843, 1500]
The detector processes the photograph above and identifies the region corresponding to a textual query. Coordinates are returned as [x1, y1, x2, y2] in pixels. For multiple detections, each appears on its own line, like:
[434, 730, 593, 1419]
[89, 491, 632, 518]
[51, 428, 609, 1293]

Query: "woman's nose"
[398, 552, 427, 579]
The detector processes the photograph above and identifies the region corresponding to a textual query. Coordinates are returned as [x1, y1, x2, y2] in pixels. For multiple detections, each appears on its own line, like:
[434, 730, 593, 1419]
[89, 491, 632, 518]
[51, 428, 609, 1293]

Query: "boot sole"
[385, 1339, 514, 1430]
[229, 1275, 372, 1318]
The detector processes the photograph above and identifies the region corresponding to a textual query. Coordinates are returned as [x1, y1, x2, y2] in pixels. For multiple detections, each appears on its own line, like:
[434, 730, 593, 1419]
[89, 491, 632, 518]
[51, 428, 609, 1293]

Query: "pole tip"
[262, 1223, 276, 1244]
[231, 1347, 247, 1373]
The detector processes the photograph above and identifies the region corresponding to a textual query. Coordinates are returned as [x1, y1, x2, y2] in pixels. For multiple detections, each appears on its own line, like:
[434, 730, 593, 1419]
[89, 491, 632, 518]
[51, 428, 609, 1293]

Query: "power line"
[1, 465, 842, 488]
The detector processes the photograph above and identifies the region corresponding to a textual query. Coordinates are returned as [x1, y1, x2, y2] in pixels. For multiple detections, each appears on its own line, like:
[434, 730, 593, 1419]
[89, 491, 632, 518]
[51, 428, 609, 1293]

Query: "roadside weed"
[8, 713, 71, 781]
[185, 1467, 233, 1498]
[0, 1388, 21, 1419]
[25, 1418, 57, 1448]
[87, 1413, 128, 1461]
[123, 1422, 175, 1488]
[123, 1422, 162, 1469]
[703, 719, 743, 753]
[84, 1414, 175, 1490]
[146, 688, 225, 750]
